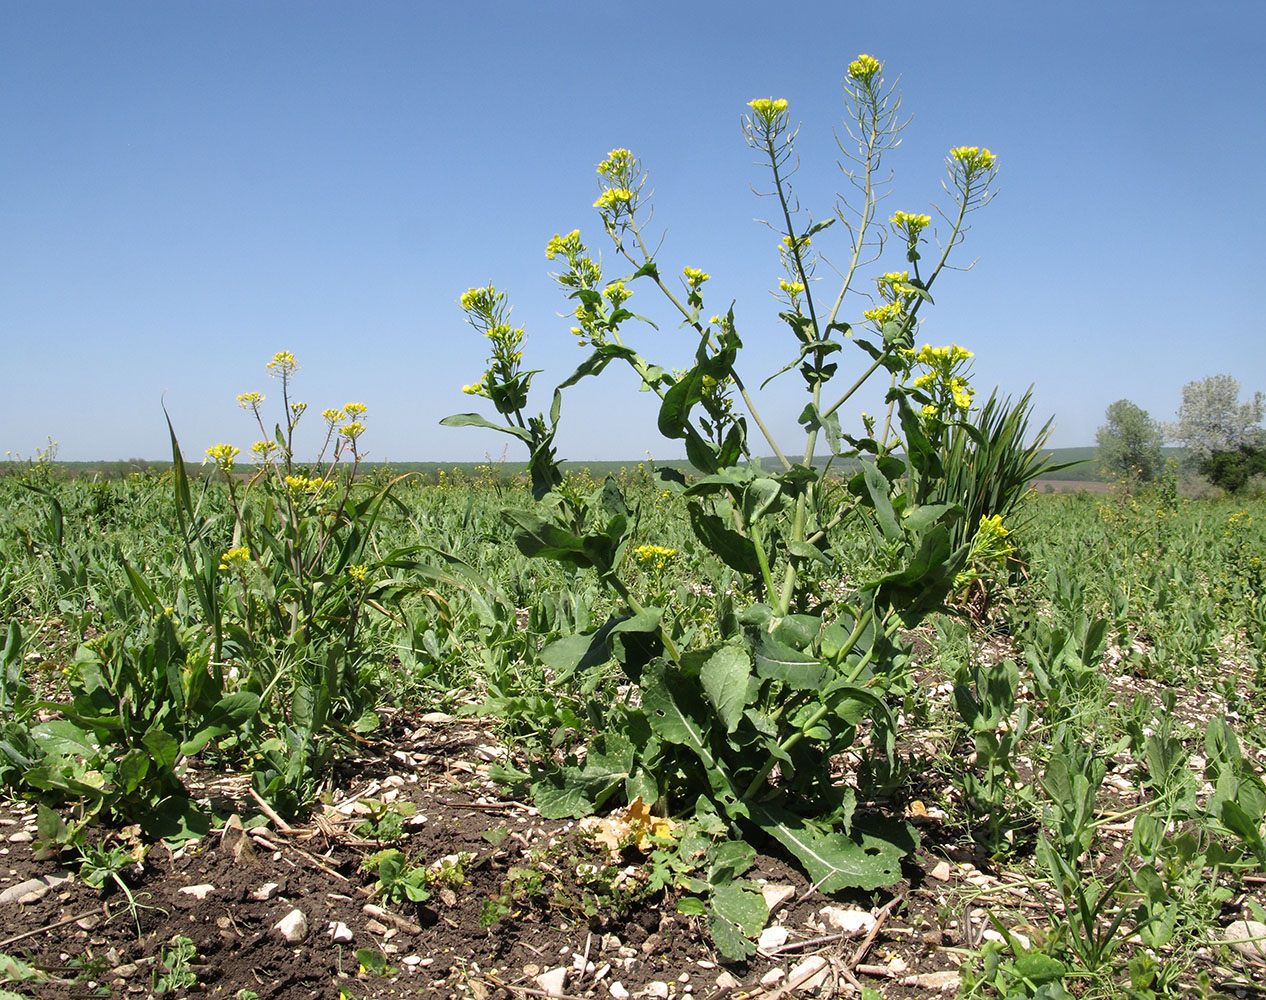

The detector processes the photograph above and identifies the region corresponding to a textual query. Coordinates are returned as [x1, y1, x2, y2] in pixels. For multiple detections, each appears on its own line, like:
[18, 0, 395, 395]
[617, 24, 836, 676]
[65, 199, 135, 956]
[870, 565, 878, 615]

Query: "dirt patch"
[0, 715, 983, 1000]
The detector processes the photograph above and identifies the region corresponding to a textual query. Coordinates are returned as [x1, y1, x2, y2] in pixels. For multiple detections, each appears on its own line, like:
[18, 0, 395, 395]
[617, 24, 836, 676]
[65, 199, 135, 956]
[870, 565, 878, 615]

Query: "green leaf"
[181, 692, 260, 756]
[688, 503, 761, 576]
[749, 803, 907, 892]
[700, 645, 750, 734]
[753, 635, 825, 690]
[439, 412, 533, 445]
[540, 621, 620, 682]
[676, 897, 706, 916]
[861, 463, 900, 542]
[606, 611, 664, 682]
[142, 727, 179, 772]
[1013, 951, 1067, 984]
[531, 774, 599, 819]
[708, 881, 768, 960]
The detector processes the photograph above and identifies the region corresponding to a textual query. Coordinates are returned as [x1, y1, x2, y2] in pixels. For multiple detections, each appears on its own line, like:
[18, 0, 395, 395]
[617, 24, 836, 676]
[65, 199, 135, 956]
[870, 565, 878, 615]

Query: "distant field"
[11, 447, 1182, 484]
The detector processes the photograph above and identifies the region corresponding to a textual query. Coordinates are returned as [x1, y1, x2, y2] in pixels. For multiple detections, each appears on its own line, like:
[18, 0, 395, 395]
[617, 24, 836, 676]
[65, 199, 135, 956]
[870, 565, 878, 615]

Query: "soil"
[3, 680, 1266, 1000]
[0, 713, 983, 1000]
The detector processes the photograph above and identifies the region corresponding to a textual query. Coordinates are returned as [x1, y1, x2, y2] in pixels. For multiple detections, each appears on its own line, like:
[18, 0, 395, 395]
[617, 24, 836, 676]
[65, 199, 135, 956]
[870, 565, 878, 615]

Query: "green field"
[1, 460, 1264, 997]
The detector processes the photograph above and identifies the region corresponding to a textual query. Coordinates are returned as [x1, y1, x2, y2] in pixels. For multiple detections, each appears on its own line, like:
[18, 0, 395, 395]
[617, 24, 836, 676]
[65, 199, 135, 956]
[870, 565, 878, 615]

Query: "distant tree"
[1199, 445, 1266, 493]
[1096, 398, 1164, 481]
[1167, 374, 1265, 463]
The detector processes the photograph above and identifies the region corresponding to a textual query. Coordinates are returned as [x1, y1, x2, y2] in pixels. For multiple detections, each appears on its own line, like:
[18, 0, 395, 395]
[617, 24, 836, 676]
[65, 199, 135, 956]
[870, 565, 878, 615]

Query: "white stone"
[788, 955, 829, 991]
[178, 884, 216, 900]
[329, 921, 354, 944]
[535, 966, 569, 997]
[6, 831, 32, 844]
[608, 983, 630, 1000]
[251, 882, 280, 901]
[274, 907, 308, 943]
[714, 972, 740, 989]
[760, 969, 785, 987]
[901, 970, 961, 991]
[1223, 920, 1266, 964]
[758, 926, 788, 950]
[645, 982, 670, 999]
[0, 875, 67, 905]
[819, 905, 875, 936]
[928, 860, 952, 881]
[760, 884, 796, 912]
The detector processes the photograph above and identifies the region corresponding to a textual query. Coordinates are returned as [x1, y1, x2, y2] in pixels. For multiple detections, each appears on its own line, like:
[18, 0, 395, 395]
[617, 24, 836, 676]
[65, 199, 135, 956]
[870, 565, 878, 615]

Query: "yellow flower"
[339, 421, 366, 440]
[778, 278, 805, 296]
[682, 266, 710, 287]
[633, 544, 678, 572]
[546, 230, 582, 260]
[204, 443, 239, 472]
[593, 188, 635, 211]
[347, 564, 369, 582]
[343, 402, 367, 418]
[949, 146, 998, 173]
[251, 440, 277, 460]
[322, 407, 345, 424]
[848, 54, 881, 82]
[604, 281, 632, 308]
[218, 546, 251, 571]
[597, 149, 635, 178]
[265, 351, 298, 378]
[460, 286, 497, 313]
[237, 391, 264, 411]
[890, 211, 931, 237]
[747, 98, 789, 126]
[863, 302, 905, 326]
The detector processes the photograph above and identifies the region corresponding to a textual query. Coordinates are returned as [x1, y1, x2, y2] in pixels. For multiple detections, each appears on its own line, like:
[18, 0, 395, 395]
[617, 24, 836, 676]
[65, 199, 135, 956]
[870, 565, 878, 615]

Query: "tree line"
[1097, 375, 1265, 491]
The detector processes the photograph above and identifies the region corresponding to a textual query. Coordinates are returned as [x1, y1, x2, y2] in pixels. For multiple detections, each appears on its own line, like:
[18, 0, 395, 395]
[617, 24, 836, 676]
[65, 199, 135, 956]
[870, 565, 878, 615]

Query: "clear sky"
[3, 1, 1263, 464]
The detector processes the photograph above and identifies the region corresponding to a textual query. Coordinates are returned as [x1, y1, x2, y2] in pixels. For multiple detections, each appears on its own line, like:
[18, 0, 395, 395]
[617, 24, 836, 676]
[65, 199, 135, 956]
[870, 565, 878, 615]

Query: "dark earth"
[3, 674, 1265, 1000]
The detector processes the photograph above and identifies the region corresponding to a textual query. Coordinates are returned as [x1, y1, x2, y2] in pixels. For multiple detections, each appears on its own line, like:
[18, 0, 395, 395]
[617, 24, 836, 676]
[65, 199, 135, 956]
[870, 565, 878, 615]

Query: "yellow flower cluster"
[633, 544, 678, 572]
[218, 546, 251, 571]
[747, 98, 789, 125]
[546, 229, 583, 261]
[778, 278, 806, 296]
[347, 564, 369, 582]
[878, 271, 919, 296]
[284, 474, 335, 496]
[593, 188, 634, 211]
[949, 146, 998, 173]
[915, 344, 974, 366]
[604, 281, 632, 308]
[682, 267, 710, 288]
[848, 54, 881, 82]
[910, 344, 976, 415]
[890, 211, 931, 238]
[597, 148, 635, 179]
[204, 443, 240, 472]
[863, 302, 905, 327]
[237, 391, 264, 412]
[266, 350, 299, 379]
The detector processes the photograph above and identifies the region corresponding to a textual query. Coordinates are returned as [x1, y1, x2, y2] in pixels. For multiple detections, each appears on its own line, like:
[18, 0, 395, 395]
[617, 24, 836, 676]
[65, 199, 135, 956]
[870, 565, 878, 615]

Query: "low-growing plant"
[153, 934, 198, 995]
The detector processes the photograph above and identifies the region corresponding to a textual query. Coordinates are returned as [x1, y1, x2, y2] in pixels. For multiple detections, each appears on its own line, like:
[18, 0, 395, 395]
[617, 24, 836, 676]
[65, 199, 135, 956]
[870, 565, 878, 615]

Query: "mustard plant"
[448, 54, 1030, 958]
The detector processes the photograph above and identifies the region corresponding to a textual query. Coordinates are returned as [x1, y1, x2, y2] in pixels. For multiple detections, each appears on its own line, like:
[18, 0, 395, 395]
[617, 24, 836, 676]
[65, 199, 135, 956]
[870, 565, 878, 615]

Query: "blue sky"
[3, 1, 1263, 464]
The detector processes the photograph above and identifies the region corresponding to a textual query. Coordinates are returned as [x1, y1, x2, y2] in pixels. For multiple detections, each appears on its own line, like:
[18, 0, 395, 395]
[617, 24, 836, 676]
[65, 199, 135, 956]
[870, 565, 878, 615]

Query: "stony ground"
[3, 675, 1266, 1000]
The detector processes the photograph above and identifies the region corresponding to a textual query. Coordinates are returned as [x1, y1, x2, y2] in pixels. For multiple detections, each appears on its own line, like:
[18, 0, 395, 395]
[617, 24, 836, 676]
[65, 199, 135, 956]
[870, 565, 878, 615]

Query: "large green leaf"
[708, 881, 768, 961]
[700, 645, 751, 734]
[753, 635, 825, 690]
[750, 803, 909, 892]
[181, 691, 260, 755]
[439, 412, 533, 445]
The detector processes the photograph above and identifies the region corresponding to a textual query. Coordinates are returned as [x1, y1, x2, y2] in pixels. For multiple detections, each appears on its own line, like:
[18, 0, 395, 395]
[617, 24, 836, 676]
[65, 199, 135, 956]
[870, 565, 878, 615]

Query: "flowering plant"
[446, 54, 1037, 957]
